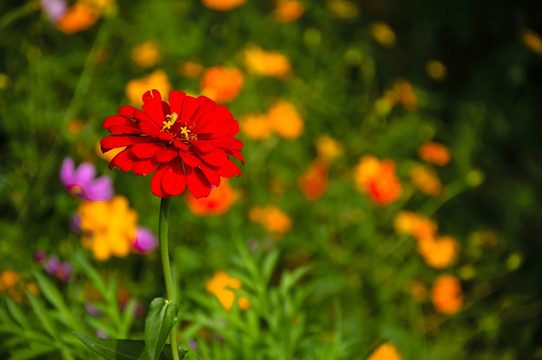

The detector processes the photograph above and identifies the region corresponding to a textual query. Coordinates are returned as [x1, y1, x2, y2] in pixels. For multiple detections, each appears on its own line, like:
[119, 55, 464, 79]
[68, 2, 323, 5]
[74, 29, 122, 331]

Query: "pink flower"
[132, 226, 158, 254]
[60, 158, 114, 201]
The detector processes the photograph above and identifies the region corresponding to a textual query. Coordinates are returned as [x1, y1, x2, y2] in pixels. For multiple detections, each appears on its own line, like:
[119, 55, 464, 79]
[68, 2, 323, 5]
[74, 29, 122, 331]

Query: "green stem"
[159, 198, 180, 360]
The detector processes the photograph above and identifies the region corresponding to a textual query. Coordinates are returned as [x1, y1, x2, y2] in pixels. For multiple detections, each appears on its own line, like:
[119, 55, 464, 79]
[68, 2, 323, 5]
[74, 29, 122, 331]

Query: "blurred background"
[1, 0, 542, 359]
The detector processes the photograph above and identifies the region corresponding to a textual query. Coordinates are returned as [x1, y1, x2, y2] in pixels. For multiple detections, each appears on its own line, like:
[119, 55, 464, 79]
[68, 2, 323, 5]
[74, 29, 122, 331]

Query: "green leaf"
[5, 298, 30, 330]
[144, 297, 180, 360]
[74, 252, 107, 296]
[74, 333, 187, 360]
[27, 292, 57, 339]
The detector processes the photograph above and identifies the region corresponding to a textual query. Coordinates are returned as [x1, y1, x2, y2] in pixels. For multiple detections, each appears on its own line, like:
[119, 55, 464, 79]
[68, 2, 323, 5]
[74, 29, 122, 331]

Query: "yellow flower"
[240, 114, 272, 140]
[125, 70, 171, 106]
[410, 165, 442, 196]
[426, 59, 447, 81]
[249, 205, 292, 236]
[205, 271, 250, 310]
[267, 101, 304, 139]
[367, 342, 402, 360]
[274, 0, 305, 23]
[242, 46, 292, 78]
[78, 196, 138, 261]
[96, 142, 125, 162]
[521, 29, 542, 55]
[131, 40, 161, 68]
[316, 134, 343, 163]
[417, 235, 459, 269]
[370, 22, 396, 48]
[393, 211, 438, 240]
[201, 0, 246, 11]
[326, 0, 359, 19]
[432, 275, 463, 315]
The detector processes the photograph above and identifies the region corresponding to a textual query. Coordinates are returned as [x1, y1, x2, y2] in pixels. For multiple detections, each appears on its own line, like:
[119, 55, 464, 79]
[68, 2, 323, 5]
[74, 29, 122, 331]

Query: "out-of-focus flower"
[354, 156, 402, 206]
[132, 226, 158, 254]
[34, 250, 46, 263]
[409, 280, 427, 303]
[78, 196, 137, 260]
[370, 22, 396, 48]
[298, 159, 329, 201]
[521, 29, 542, 56]
[267, 101, 304, 139]
[393, 79, 417, 111]
[0, 270, 39, 303]
[185, 179, 237, 216]
[101, 89, 243, 199]
[44, 256, 72, 282]
[418, 142, 451, 166]
[367, 342, 402, 360]
[200, 66, 244, 103]
[426, 60, 447, 81]
[326, 0, 359, 19]
[131, 40, 161, 68]
[239, 114, 272, 140]
[394, 211, 438, 240]
[41, 0, 67, 22]
[56, 1, 99, 34]
[178, 61, 204, 79]
[249, 205, 292, 236]
[125, 70, 171, 106]
[274, 0, 305, 23]
[432, 275, 463, 315]
[202, 0, 246, 11]
[67, 119, 85, 135]
[242, 46, 292, 78]
[96, 142, 126, 162]
[205, 270, 250, 310]
[60, 158, 114, 201]
[316, 134, 343, 163]
[410, 165, 442, 196]
[417, 235, 459, 269]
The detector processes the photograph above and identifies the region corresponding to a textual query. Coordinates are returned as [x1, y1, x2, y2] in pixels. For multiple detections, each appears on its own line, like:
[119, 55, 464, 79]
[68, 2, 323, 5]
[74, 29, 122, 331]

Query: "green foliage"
[144, 298, 180, 360]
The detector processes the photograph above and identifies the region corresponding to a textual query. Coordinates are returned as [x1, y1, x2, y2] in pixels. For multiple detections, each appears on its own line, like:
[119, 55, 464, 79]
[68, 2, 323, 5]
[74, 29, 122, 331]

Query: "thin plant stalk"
[159, 197, 180, 360]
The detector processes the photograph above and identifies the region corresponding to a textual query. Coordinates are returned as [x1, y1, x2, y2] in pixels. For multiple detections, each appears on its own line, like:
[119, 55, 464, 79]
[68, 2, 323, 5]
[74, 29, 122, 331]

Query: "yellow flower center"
[162, 113, 178, 130]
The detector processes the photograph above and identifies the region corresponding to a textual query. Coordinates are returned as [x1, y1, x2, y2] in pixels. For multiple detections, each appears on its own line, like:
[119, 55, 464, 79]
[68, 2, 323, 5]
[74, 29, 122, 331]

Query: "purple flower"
[34, 250, 46, 263]
[85, 302, 102, 317]
[96, 330, 108, 339]
[44, 256, 72, 282]
[41, 0, 67, 23]
[132, 226, 158, 254]
[60, 158, 114, 201]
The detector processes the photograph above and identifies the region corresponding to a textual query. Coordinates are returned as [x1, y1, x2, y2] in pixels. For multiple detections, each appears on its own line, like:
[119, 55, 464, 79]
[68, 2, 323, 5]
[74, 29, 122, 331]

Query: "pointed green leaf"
[144, 297, 180, 360]
[74, 333, 186, 360]
[27, 292, 57, 339]
[5, 298, 30, 330]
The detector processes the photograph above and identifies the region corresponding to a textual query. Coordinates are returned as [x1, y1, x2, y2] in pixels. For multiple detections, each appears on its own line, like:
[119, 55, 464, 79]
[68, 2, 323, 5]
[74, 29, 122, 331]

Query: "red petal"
[173, 139, 189, 151]
[155, 147, 178, 163]
[196, 148, 228, 167]
[192, 112, 217, 134]
[204, 138, 243, 151]
[225, 149, 245, 164]
[133, 158, 159, 176]
[180, 96, 215, 127]
[101, 135, 154, 152]
[131, 142, 165, 159]
[179, 151, 201, 167]
[168, 91, 187, 119]
[158, 132, 175, 141]
[214, 160, 241, 178]
[118, 105, 155, 124]
[185, 166, 212, 199]
[139, 119, 161, 137]
[142, 90, 165, 127]
[189, 140, 214, 153]
[109, 149, 137, 171]
[161, 158, 186, 196]
[200, 163, 220, 186]
[103, 115, 141, 134]
[151, 164, 170, 198]
[214, 105, 233, 121]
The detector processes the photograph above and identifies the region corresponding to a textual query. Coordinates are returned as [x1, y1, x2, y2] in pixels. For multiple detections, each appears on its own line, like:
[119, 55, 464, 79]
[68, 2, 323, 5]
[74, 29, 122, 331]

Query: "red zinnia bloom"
[100, 89, 243, 198]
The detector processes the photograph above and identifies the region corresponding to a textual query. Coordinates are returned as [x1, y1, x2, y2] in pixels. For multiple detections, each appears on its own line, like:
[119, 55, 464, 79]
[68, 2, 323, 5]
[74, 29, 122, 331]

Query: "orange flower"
[200, 66, 244, 103]
[178, 61, 204, 79]
[0, 270, 38, 303]
[67, 119, 85, 135]
[131, 40, 161, 68]
[185, 179, 236, 216]
[367, 342, 402, 360]
[267, 101, 304, 139]
[206, 271, 250, 310]
[125, 69, 171, 105]
[521, 29, 542, 55]
[274, 0, 305, 23]
[201, 0, 246, 11]
[249, 205, 292, 235]
[239, 114, 272, 140]
[410, 165, 442, 196]
[394, 211, 438, 240]
[354, 156, 402, 206]
[298, 159, 329, 201]
[418, 142, 451, 166]
[417, 235, 459, 269]
[393, 79, 417, 111]
[316, 134, 343, 163]
[432, 275, 463, 315]
[409, 280, 427, 303]
[242, 46, 292, 78]
[56, 2, 100, 34]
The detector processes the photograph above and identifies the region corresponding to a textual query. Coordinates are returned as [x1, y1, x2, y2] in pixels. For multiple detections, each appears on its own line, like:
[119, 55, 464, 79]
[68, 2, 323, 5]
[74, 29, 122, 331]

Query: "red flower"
[100, 89, 243, 198]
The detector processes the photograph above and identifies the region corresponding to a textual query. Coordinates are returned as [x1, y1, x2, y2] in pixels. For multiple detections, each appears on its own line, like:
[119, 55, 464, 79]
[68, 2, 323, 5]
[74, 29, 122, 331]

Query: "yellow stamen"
[162, 113, 178, 130]
[180, 127, 191, 138]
